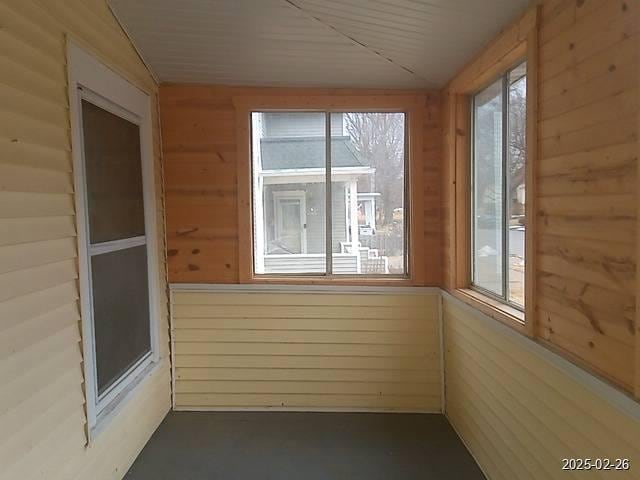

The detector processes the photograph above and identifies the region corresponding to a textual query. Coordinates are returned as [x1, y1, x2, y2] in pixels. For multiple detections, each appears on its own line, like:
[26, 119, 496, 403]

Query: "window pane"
[333, 113, 406, 275]
[507, 63, 527, 306]
[252, 112, 326, 274]
[473, 79, 504, 296]
[91, 246, 151, 396]
[82, 100, 145, 244]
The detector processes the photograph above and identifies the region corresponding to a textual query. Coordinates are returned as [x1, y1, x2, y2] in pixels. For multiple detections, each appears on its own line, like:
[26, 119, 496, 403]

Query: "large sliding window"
[251, 111, 408, 277]
[471, 62, 527, 308]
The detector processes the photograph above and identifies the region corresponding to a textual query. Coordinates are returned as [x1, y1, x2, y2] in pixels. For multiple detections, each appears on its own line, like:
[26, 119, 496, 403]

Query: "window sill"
[87, 359, 163, 446]
[249, 275, 416, 287]
[452, 288, 526, 334]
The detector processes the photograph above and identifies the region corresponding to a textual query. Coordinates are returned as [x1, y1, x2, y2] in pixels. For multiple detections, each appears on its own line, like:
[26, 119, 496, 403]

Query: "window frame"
[470, 62, 527, 312]
[249, 109, 410, 284]
[445, 5, 538, 335]
[67, 42, 162, 435]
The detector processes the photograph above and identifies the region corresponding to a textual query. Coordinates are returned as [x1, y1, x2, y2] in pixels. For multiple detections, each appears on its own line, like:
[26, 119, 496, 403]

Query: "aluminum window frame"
[250, 110, 410, 279]
[470, 61, 527, 311]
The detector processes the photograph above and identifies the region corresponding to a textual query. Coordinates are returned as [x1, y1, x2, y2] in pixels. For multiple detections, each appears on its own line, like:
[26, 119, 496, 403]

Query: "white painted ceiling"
[109, 0, 529, 88]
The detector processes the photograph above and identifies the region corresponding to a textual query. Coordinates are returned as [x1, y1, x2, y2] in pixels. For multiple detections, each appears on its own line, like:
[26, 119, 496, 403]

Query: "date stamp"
[562, 458, 630, 471]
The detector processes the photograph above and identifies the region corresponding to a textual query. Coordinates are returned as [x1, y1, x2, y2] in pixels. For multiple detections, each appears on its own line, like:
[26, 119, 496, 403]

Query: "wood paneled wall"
[0, 1, 171, 479]
[441, 0, 640, 398]
[536, 0, 638, 394]
[171, 287, 442, 411]
[160, 85, 442, 285]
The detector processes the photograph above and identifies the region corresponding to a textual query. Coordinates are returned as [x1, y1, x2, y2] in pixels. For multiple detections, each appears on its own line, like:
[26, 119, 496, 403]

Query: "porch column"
[349, 180, 359, 250]
[252, 114, 265, 274]
[254, 176, 265, 273]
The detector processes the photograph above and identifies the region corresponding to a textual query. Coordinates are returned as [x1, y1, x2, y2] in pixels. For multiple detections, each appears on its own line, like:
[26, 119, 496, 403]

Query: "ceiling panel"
[109, 0, 529, 88]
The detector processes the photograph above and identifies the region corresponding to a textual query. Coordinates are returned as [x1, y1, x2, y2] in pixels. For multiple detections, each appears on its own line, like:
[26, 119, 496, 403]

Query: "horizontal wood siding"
[171, 289, 441, 411]
[0, 1, 170, 479]
[536, 0, 639, 392]
[160, 86, 442, 285]
[263, 254, 358, 274]
[443, 295, 640, 480]
[263, 112, 343, 137]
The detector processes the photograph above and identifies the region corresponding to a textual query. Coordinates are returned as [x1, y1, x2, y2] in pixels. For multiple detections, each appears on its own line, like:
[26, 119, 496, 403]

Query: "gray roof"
[260, 136, 367, 170]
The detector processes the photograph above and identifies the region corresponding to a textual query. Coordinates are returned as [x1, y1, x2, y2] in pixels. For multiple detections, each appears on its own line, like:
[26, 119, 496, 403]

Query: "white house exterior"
[252, 112, 388, 275]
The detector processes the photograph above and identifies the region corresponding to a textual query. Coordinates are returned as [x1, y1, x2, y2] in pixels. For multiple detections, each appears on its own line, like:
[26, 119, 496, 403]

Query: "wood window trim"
[233, 95, 427, 286]
[453, 288, 526, 335]
[447, 6, 539, 336]
[636, 69, 640, 398]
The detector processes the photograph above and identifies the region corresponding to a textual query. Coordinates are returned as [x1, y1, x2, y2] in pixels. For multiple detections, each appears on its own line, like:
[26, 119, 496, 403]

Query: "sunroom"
[1, 0, 639, 479]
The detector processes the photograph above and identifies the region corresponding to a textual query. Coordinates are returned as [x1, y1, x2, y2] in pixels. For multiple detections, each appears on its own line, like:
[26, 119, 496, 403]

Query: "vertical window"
[81, 99, 152, 397]
[251, 111, 407, 276]
[69, 43, 160, 431]
[472, 62, 526, 308]
[252, 112, 327, 274]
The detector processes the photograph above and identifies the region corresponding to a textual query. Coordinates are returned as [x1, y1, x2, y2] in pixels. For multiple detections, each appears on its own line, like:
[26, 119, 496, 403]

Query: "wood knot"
[588, 341, 595, 349]
[576, 0, 585, 6]
[622, 2, 628, 12]
[10, 138, 18, 143]
[167, 249, 178, 257]
[608, 64, 617, 72]
[187, 263, 200, 271]
[225, 263, 231, 269]
[192, 248, 200, 255]
[568, 42, 574, 50]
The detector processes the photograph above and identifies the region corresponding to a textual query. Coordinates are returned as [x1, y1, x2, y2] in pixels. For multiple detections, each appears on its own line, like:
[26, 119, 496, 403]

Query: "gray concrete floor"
[125, 412, 485, 480]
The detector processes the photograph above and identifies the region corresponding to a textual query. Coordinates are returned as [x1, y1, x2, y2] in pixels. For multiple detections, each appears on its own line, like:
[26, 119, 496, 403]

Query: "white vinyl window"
[68, 44, 161, 432]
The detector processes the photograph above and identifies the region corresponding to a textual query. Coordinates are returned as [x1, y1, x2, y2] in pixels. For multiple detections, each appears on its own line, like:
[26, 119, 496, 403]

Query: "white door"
[274, 191, 307, 254]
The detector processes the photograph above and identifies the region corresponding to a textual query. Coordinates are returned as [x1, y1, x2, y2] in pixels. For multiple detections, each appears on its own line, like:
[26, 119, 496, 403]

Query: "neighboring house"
[252, 112, 388, 274]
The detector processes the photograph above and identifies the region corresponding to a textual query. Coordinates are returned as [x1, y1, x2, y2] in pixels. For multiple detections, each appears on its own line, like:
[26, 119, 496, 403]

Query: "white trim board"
[442, 290, 640, 423]
[169, 283, 441, 295]
[438, 293, 446, 414]
[169, 288, 177, 411]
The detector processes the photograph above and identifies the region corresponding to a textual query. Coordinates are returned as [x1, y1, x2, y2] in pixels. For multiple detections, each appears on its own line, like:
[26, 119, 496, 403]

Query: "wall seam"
[439, 291, 446, 414]
[169, 287, 176, 410]
[169, 283, 441, 294]
[106, 0, 160, 84]
[444, 411, 492, 480]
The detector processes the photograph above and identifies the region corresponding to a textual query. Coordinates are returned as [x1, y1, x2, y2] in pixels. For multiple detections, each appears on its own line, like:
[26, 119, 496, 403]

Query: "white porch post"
[254, 176, 265, 273]
[252, 114, 265, 274]
[349, 180, 359, 269]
